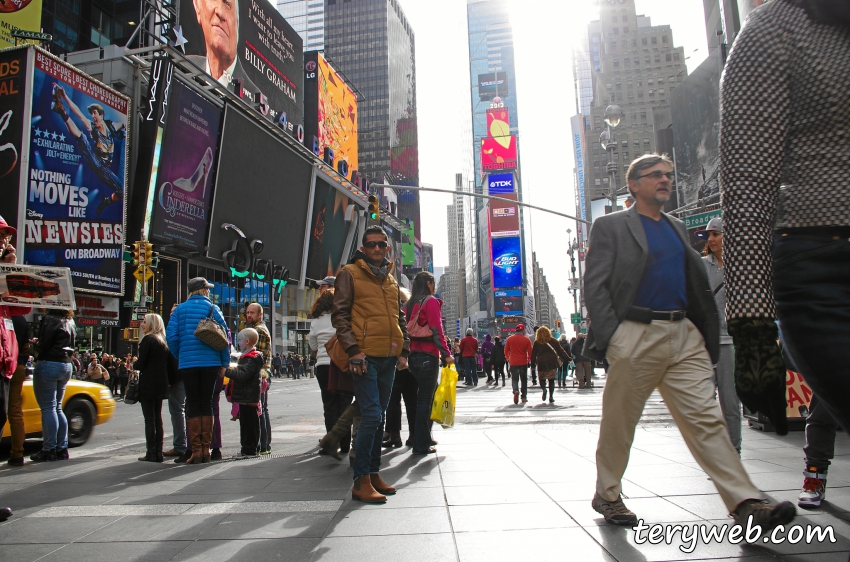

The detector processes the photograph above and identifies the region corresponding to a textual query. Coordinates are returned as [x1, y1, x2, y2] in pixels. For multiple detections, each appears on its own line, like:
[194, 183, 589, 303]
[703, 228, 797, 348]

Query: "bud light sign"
[491, 236, 523, 288]
[488, 172, 514, 195]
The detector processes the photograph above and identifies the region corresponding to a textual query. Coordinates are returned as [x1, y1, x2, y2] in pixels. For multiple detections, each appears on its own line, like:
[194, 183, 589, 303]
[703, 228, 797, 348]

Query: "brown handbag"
[324, 334, 349, 372]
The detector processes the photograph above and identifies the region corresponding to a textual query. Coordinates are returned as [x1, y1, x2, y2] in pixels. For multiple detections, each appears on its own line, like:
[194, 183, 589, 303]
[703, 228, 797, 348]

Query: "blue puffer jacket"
[166, 294, 231, 369]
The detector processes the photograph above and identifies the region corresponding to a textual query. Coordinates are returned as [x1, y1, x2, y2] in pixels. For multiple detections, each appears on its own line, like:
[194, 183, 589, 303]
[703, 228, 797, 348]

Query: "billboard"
[0, 263, 74, 310]
[478, 72, 509, 101]
[208, 107, 314, 278]
[489, 192, 519, 238]
[0, 0, 43, 48]
[179, 0, 304, 133]
[481, 108, 516, 172]
[487, 172, 514, 195]
[491, 236, 522, 289]
[570, 114, 588, 227]
[494, 289, 522, 317]
[303, 52, 357, 175]
[149, 80, 223, 249]
[24, 49, 129, 295]
[304, 178, 358, 282]
[0, 48, 28, 229]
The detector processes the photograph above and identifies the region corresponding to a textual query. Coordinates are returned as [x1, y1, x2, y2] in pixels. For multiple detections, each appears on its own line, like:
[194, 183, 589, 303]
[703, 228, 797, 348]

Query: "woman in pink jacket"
[404, 272, 454, 455]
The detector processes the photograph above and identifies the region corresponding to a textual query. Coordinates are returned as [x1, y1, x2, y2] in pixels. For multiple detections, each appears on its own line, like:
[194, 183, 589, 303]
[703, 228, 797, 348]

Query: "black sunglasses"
[637, 170, 675, 181]
[364, 240, 388, 249]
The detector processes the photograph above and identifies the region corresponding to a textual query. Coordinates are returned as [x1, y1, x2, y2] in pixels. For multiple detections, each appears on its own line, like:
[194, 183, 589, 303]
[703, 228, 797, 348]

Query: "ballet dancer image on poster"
[50, 83, 126, 216]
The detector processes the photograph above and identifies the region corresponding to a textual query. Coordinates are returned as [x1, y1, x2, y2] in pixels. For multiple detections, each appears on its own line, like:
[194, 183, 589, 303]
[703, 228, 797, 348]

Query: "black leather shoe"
[30, 450, 56, 463]
[0, 507, 11, 522]
[211, 448, 222, 461]
[174, 450, 192, 464]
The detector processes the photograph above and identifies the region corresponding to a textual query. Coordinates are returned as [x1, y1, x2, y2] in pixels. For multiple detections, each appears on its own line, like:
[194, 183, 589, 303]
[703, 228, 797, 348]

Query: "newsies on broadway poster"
[15, 46, 129, 296]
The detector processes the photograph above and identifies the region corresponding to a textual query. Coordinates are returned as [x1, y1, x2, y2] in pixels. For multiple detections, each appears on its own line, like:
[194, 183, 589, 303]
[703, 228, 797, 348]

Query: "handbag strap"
[713, 282, 725, 296]
[408, 296, 430, 326]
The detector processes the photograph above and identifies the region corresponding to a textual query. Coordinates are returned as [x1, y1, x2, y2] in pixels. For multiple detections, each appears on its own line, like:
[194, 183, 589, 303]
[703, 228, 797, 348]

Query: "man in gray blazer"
[584, 154, 795, 531]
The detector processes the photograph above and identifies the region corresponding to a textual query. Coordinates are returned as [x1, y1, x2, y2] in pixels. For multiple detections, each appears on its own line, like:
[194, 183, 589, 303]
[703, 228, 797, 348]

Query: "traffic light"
[143, 242, 153, 266]
[131, 242, 141, 266]
[368, 194, 379, 222]
[556, 319, 561, 328]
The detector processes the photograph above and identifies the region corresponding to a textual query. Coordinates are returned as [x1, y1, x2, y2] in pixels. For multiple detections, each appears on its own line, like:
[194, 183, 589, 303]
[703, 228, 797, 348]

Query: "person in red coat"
[504, 325, 533, 404]
[459, 330, 479, 386]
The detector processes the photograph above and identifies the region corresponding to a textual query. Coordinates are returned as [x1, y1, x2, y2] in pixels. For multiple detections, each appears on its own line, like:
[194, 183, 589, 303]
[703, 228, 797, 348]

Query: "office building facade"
[277, 0, 326, 51]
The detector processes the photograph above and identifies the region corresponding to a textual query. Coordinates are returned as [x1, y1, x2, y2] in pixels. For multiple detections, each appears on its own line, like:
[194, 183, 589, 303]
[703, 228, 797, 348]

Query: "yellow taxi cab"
[1, 378, 116, 447]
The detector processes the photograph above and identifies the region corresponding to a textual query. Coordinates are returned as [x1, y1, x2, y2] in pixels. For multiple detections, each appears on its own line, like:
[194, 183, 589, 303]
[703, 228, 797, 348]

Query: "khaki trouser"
[8, 365, 27, 459]
[596, 319, 761, 512]
[574, 361, 592, 388]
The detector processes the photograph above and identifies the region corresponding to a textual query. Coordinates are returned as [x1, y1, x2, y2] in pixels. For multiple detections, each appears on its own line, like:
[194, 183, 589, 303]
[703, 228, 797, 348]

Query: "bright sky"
[398, 0, 709, 318]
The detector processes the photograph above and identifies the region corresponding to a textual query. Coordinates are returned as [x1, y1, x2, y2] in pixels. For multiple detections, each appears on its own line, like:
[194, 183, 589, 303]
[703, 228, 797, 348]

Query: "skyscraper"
[583, 0, 687, 203]
[324, 0, 421, 241]
[277, 0, 326, 51]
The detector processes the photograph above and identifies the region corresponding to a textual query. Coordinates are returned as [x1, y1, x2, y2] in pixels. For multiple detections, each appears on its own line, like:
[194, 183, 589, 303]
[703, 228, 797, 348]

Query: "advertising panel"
[303, 52, 357, 175]
[0, 47, 28, 229]
[24, 50, 129, 295]
[0, 262, 74, 309]
[481, 108, 516, 172]
[494, 289, 522, 317]
[179, 0, 304, 132]
[74, 294, 119, 327]
[304, 178, 358, 282]
[0, 0, 43, 48]
[149, 80, 222, 249]
[478, 71, 509, 101]
[491, 236, 522, 289]
[487, 172, 514, 195]
[208, 107, 313, 279]
[570, 114, 588, 227]
[489, 192, 519, 238]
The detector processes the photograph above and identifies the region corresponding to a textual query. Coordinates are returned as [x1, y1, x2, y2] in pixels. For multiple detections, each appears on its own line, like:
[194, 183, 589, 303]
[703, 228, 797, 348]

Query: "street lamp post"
[600, 103, 624, 214]
[567, 228, 578, 314]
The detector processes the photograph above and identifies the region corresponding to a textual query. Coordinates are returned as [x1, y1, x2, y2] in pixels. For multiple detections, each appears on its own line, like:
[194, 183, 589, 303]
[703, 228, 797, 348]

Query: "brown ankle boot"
[351, 475, 387, 504]
[370, 473, 396, 495]
[186, 418, 203, 464]
[199, 416, 213, 463]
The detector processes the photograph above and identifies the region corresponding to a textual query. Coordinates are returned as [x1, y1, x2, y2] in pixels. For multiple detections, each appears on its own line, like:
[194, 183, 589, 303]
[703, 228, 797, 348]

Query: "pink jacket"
[408, 297, 451, 358]
[0, 305, 31, 379]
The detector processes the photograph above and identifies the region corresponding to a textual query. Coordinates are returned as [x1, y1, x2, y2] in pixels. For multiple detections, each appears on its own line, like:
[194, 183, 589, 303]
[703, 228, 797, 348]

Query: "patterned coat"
[720, 0, 850, 320]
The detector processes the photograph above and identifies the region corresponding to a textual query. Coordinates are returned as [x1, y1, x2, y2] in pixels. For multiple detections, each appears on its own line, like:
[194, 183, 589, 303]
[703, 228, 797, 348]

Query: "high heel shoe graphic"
[172, 146, 213, 198]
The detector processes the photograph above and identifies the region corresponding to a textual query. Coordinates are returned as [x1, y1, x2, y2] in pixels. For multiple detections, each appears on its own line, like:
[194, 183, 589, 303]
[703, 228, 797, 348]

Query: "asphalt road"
[0, 375, 328, 462]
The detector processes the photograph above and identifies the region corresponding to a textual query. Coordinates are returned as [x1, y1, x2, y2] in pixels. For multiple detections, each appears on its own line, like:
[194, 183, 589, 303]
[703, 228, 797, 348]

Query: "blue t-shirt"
[633, 215, 688, 311]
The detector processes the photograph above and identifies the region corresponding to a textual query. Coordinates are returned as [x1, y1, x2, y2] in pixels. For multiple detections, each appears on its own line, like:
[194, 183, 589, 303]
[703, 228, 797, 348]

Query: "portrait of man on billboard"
[50, 84, 126, 216]
[187, 0, 258, 94]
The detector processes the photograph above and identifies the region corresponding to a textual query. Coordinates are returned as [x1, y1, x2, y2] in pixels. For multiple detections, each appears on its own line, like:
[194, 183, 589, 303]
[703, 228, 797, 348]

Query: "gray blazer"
[583, 206, 720, 363]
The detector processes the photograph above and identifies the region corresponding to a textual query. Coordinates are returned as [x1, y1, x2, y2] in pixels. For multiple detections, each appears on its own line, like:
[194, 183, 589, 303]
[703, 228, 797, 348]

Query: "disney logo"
[27, 209, 43, 219]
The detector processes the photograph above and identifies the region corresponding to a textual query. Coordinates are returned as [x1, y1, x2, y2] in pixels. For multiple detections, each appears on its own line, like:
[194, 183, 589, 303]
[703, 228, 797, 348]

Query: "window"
[659, 89, 665, 95]
[606, 83, 612, 90]
[631, 39, 637, 47]
[595, 179, 601, 186]
[627, 92, 634, 99]
[637, 79, 643, 87]
[603, 177, 610, 184]
[621, 140, 628, 147]
[623, 27, 629, 33]
[638, 91, 644, 98]
[643, 138, 650, 144]
[662, 35, 668, 43]
[615, 81, 622, 89]
[645, 56, 651, 64]
[657, 77, 664, 84]
[623, 151, 629, 160]
[647, 78, 654, 85]
[642, 38, 647, 45]
[633, 140, 640, 146]
[614, 60, 620, 68]
[651, 36, 657, 45]
[669, 75, 676, 83]
[655, 56, 661, 63]
[611, 41, 617, 50]
[666, 54, 672, 62]
[640, 111, 647, 119]
[645, 150, 651, 154]
[673, 53, 680, 61]
[622, 15, 628, 22]
[634, 58, 640, 66]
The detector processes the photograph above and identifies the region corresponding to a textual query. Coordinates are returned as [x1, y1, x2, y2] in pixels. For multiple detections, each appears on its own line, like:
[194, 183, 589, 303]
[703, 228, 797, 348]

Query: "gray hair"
[466, 328, 474, 336]
[626, 153, 674, 182]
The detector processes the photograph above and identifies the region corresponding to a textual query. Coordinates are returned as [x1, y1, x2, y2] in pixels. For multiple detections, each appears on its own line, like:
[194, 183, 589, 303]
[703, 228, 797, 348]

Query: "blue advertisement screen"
[491, 236, 522, 289]
[494, 289, 523, 316]
[487, 172, 514, 194]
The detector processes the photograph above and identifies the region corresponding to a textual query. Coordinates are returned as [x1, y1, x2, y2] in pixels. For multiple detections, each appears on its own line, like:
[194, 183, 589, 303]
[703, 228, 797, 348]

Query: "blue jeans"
[462, 357, 478, 385]
[774, 232, 850, 432]
[351, 356, 396, 480]
[408, 352, 440, 453]
[33, 361, 72, 451]
[167, 379, 188, 453]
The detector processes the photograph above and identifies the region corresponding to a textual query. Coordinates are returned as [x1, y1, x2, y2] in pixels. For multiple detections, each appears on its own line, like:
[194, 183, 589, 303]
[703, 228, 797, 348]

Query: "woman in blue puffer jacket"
[166, 277, 231, 464]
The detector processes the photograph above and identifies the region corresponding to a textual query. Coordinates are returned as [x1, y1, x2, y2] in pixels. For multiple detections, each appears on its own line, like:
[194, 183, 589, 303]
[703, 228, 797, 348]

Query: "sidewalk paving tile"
[448, 502, 580, 532]
[307, 533, 456, 562]
[325, 506, 451, 537]
[81, 514, 227, 542]
[454, 527, 616, 562]
[0, 516, 120, 544]
[169, 537, 321, 561]
[36, 540, 192, 561]
[198, 511, 335, 540]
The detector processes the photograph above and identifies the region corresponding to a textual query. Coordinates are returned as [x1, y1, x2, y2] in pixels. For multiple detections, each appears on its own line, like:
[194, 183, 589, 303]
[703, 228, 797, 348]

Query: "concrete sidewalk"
[1, 380, 849, 561]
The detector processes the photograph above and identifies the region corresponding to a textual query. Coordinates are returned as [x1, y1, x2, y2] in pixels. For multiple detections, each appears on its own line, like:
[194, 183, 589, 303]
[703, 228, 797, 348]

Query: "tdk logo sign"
[488, 173, 514, 194]
[494, 253, 520, 271]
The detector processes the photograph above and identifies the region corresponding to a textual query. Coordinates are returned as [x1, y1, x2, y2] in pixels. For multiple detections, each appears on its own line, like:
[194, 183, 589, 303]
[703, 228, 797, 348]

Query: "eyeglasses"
[636, 170, 675, 181]
[364, 240, 388, 249]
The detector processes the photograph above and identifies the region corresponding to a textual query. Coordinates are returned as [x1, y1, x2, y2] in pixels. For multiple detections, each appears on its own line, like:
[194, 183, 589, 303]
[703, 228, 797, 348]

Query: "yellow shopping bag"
[431, 364, 458, 428]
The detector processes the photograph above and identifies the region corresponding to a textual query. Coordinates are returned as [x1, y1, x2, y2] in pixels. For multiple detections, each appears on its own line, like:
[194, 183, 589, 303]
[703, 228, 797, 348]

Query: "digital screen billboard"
[305, 178, 358, 282]
[24, 50, 129, 295]
[478, 71, 509, 101]
[489, 192, 519, 238]
[491, 236, 522, 289]
[0, 0, 42, 48]
[304, 52, 358, 175]
[494, 289, 523, 317]
[149, 80, 223, 249]
[487, 172, 514, 195]
[481, 108, 516, 172]
[180, 0, 304, 132]
[208, 107, 313, 276]
[0, 48, 28, 230]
